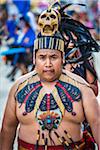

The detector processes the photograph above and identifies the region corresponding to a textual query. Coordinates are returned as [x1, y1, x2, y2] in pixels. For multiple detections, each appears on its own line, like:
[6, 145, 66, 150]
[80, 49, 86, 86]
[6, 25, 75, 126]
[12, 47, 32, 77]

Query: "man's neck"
[41, 80, 58, 93]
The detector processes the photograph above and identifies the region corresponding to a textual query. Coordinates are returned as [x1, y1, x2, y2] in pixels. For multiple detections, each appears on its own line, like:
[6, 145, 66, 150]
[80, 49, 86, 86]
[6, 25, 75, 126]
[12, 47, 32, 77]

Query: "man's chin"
[41, 76, 57, 82]
[39, 72, 61, 82]
[43, 78, 56, 82]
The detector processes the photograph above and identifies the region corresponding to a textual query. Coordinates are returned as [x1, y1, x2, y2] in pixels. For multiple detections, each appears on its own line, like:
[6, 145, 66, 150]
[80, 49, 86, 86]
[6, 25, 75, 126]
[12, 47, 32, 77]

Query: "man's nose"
[45, 58, 52, 67]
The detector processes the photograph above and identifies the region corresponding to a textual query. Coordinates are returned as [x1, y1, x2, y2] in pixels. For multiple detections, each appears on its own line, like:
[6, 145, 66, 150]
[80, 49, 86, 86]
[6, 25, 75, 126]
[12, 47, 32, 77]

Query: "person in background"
[5, 14, 36, 81]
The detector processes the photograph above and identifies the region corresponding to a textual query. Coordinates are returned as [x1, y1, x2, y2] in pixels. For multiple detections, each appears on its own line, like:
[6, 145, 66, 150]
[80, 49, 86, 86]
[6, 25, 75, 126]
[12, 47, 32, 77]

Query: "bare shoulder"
[62, 69, 90, 87]
[15, 70, 37, 84]
[63, 69, 96, 97]
[13, 70, 38, 93]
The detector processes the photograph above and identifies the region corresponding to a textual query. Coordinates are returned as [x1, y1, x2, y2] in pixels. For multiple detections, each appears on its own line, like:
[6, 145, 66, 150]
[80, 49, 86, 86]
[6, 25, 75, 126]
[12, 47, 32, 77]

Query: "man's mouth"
[43, 69, 54, 73]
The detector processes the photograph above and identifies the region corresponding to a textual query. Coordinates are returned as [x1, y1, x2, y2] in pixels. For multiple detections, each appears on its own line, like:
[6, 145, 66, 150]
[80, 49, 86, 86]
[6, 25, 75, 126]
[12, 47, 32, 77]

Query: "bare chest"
[16, 80, 84, 130]
[16, 102, 84, 125]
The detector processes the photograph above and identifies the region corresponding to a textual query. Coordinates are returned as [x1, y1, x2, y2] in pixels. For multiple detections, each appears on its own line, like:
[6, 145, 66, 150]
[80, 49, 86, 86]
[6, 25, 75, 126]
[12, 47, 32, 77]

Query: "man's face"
[35, 49, 63, 82]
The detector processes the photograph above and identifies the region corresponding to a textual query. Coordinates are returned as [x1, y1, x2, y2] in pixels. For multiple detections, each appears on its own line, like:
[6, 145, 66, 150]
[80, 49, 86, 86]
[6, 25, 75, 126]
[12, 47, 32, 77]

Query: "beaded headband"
[34, 35, 64, 53]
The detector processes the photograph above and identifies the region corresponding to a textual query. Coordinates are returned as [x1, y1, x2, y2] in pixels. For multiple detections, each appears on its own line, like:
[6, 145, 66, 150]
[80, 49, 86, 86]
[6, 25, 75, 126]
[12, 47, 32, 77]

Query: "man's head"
[35, 49, 63, 82]
[33, 32, 65, 82]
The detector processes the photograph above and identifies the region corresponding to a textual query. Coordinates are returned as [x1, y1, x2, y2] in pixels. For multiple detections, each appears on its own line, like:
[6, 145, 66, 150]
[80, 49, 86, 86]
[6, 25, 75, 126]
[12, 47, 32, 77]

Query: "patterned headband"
[34, 36, 64, 53]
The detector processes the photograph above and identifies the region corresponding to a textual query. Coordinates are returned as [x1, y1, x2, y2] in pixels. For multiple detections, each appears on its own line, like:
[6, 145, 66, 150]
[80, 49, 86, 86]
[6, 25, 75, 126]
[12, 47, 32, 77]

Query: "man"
[0, 31, 100, 150]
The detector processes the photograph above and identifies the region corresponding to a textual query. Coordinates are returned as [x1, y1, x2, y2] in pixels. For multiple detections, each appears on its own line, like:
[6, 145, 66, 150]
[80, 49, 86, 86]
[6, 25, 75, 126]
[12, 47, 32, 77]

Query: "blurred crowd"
[0, 0, 99, 81]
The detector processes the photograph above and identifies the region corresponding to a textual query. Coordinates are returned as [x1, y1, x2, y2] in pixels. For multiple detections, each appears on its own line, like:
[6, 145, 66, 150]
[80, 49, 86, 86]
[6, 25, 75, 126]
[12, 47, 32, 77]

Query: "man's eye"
[39, 56, 45, 60]
[51, 56, 58, 59]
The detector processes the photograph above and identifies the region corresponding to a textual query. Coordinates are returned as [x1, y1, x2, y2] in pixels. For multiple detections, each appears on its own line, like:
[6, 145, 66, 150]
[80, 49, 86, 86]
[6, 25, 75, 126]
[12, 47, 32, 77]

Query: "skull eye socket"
[41, 14, 47, 19]
[50, 14, 56, 19]
[39, 23, 43, 27]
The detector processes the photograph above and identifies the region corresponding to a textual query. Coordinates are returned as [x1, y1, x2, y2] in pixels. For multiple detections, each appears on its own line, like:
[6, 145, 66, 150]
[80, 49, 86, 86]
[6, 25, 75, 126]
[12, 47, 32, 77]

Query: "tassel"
[45, 138, 48, 150]
[54, 131, 69, 149]
[54, 131, 63, 143]
[35, 130, 40, 150]
[62, 136, 69, 147]
[64, 130, 79, 149]
[42, 133, 45, 150]
[49, 131, 55, 145]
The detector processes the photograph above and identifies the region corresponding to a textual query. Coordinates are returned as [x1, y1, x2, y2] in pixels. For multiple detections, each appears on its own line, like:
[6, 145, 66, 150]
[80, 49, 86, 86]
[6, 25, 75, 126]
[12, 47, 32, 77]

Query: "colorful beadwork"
[36, 109, 62, 130]
[16, 73, 81, 131]
[56, 80, 81, 115]
[16, 81, 42, 112]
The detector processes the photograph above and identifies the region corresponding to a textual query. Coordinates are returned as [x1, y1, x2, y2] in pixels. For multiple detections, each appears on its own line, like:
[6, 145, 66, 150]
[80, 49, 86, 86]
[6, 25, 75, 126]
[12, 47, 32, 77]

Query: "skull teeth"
[44, 25, 53, 30]
[43, 25, 54, 33]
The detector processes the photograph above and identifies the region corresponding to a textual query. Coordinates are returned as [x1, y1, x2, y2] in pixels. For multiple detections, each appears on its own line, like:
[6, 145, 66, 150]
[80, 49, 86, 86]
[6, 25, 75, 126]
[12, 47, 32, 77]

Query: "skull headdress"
[38, 7, 61, 36]
[34, 4, 64, 54]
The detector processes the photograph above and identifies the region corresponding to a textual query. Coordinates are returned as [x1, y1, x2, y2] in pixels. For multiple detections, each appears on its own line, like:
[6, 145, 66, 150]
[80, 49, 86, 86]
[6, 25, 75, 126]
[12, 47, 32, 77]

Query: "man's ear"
[63, 52, 65, 64]
[33, 51, 36, 65]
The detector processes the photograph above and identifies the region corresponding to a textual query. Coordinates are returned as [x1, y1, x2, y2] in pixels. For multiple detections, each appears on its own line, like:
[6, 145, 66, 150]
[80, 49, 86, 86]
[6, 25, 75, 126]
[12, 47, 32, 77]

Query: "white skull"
[38, 9, 60, 36]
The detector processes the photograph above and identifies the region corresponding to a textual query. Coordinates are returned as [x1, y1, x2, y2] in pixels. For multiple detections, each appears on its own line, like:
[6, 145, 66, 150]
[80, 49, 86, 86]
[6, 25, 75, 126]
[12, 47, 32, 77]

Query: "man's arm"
[81, 85, 100, 145]
[0, 83, 19, 150]
[86, 68, 98, 96]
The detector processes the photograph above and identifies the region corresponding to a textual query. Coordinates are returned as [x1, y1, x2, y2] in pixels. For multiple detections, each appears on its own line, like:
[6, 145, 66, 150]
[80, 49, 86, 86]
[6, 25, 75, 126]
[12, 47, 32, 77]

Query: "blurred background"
[0, 0, 100, 149]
